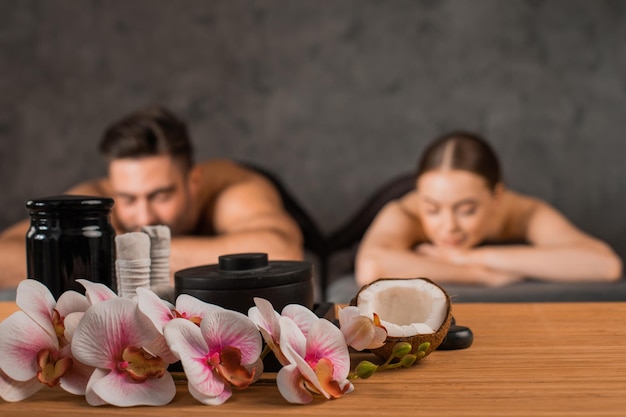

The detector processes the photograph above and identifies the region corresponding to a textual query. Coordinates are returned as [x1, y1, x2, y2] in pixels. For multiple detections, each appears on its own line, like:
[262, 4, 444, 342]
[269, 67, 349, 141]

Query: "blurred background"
[1, 0, 625, 262]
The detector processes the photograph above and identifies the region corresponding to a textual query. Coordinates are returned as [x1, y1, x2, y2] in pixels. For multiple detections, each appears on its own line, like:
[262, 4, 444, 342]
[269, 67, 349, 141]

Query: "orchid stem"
[379, 362, 402, 371]
[381, 352, 397, 368]
[260, 344, 272, 360]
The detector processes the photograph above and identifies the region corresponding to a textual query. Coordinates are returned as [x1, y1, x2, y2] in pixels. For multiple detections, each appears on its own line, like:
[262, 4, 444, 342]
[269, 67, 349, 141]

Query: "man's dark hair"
[417, 131, 502, 190]
[99, 105, 194, 171]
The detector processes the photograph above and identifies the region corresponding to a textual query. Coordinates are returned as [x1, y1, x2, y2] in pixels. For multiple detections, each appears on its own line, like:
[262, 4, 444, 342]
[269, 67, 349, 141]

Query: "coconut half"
[352, 277, 452, 360]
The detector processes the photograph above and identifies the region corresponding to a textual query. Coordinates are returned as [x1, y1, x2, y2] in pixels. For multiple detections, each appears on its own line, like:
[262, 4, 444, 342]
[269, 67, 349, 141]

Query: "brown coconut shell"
[351, 277, 452, 360]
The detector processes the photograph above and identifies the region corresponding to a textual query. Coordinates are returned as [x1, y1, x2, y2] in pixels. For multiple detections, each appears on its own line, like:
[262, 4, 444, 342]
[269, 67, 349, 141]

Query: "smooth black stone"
[437, 324, 474, 350]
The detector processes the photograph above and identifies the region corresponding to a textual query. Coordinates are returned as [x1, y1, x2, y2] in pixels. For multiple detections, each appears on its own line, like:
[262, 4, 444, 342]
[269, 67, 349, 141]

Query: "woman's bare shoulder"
[396, 190, 421, 217]
[494, 189, 545, 239]
[372, 190, 422, 231]
[501, 189, 544, 214]
[360, 189, 426, 247]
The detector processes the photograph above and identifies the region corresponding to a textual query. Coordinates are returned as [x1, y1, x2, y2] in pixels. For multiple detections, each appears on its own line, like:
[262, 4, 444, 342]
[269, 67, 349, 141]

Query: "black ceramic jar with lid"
[174, 253, 314, 313]
[26, 195, 116, 299]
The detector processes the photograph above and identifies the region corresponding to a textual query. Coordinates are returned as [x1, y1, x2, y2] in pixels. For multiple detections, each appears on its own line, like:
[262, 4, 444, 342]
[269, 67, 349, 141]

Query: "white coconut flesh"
[357, 279, 448, 338]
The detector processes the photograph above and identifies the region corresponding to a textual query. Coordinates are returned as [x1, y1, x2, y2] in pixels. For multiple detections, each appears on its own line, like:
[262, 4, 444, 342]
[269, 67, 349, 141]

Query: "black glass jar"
[26, 195, 117, 299]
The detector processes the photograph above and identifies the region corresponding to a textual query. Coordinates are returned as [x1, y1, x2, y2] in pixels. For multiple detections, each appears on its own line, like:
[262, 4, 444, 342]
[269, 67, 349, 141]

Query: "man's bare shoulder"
[197, 159, 259, 182]
[195, 159, 275, 204]
[194, 160, 286, 230]
[64, 178, 112, 197]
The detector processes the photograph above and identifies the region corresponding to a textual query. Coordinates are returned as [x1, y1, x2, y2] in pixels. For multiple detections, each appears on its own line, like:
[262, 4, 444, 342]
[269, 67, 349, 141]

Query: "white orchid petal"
[276, 363, 313, 404]
[246, 357, 264, 383]
[0, 311, 57, 381]
[15, 279, 56, 337]
[164, 318, 208, 360]
[371, 326, 388, 349]
[0, 370, 42, 402]
[143, 333, 178, 365]
[176, 293, 223, 318]
[281, 304, 318, 336]
[56, 290, 90, 317]
[186, 365, 226, 399]
[249, 297, 280, 337]
[137, 287, 174, 334]
[339, 378, 355, 394]
[63, 312, 84, 343]
[247, 307, 265, 332]
[249, 307, 282, 361]
[282, 340, 329, 399]
[84, 368, 108, 406]
[248, 307, 272, 342]
[278, 316, 307, 362]
[76, 279, 117, 304]
[201, 310, 262, 365]
[59, 355, 93, 395]
[341, 315, 380, 351]
[337, 306, 360, 324]
[92, 368, 175, 407]
[256, 326, 287, 365]
[249, 299, 287, 363]
[307, 319, 351, 380]
[188, 380, 232, 405]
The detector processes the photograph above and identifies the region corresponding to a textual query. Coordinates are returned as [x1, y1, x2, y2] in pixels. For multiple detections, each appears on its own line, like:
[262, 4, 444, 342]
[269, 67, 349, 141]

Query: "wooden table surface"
[1, 301, 625, 416]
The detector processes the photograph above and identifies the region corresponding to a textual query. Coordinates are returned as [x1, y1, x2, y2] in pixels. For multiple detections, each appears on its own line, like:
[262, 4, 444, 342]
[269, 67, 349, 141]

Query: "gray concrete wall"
[1, 0, 625, 260]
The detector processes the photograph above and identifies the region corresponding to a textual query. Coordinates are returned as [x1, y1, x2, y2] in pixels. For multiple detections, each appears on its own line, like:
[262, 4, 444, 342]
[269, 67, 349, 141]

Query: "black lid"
[26, 195, 114, 213]
[175, 253, 312, 290]
[218, 252, 269, 272]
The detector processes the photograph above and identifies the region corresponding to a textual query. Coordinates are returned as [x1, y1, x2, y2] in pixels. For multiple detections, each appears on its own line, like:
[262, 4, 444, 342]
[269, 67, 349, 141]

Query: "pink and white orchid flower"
[0, 279, 94, 402]
[136, 287, 223, 334]
[0, 310, 93, 401]
[248, 297, 319, 366]
[164, 309, 263, 405]
[276, 316, 354, 404]
[338, 306, 387, 351]
[71, 297, 178, 407]
[16, 279, 91, 344]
